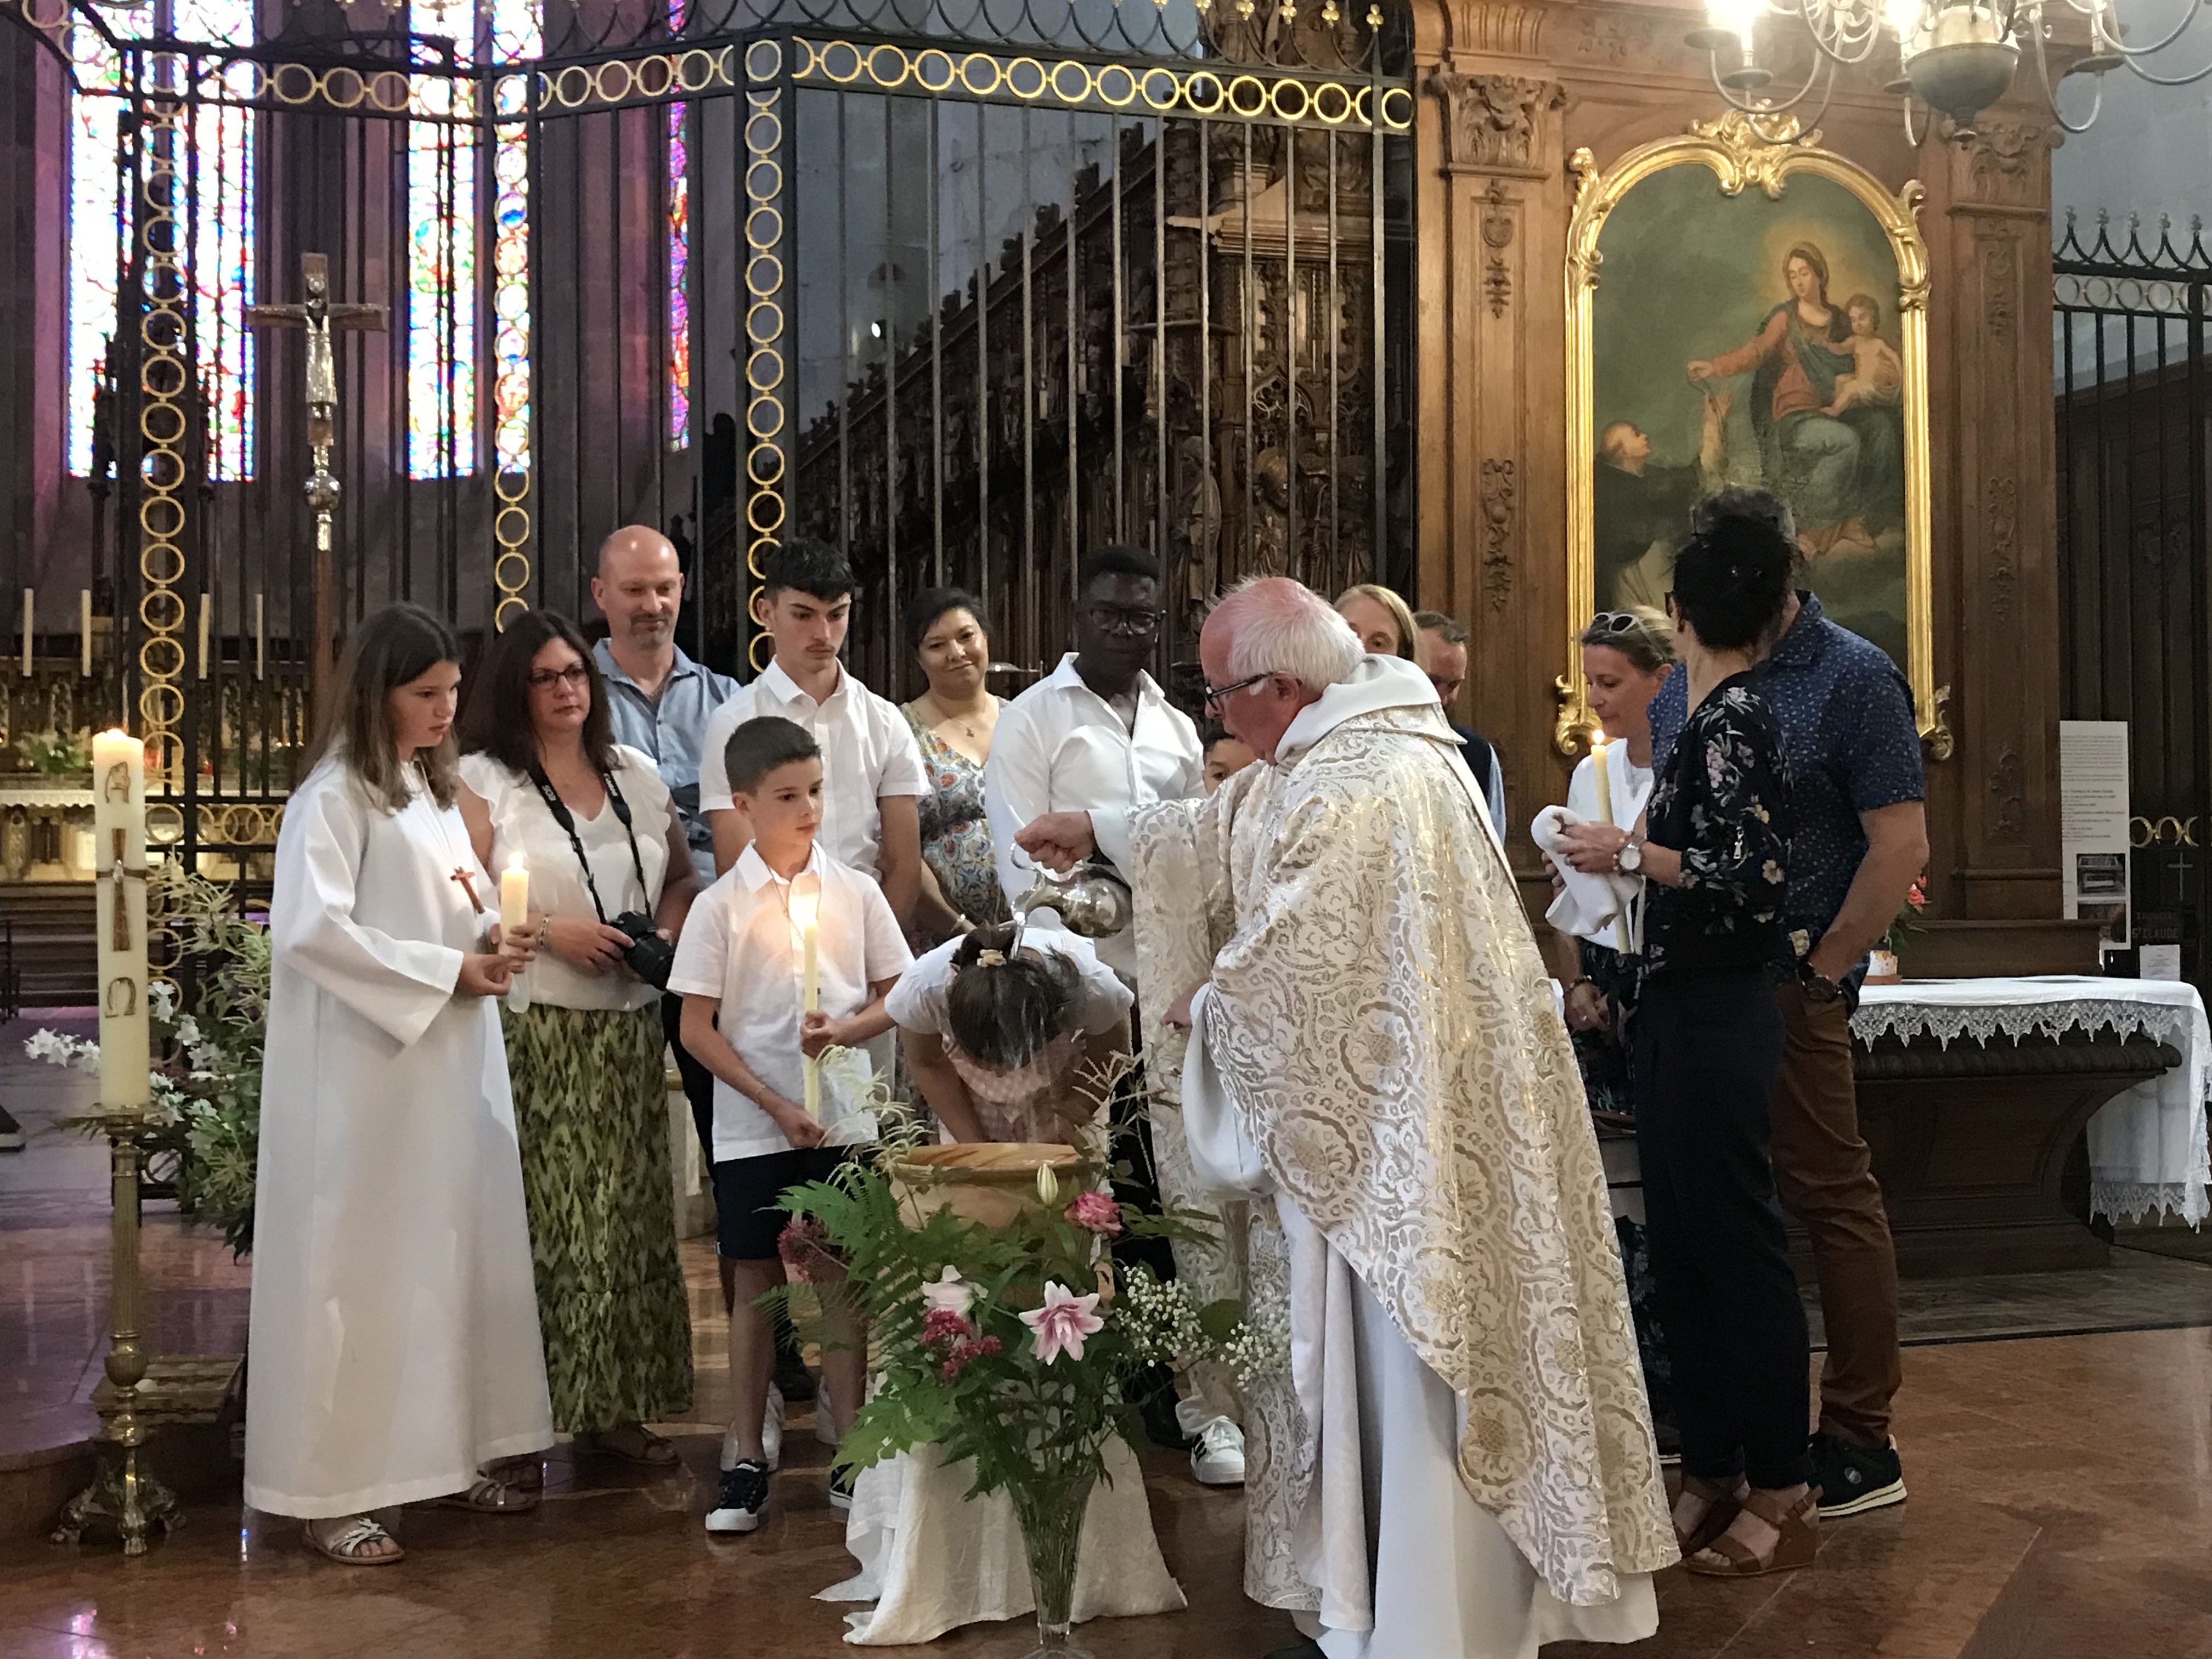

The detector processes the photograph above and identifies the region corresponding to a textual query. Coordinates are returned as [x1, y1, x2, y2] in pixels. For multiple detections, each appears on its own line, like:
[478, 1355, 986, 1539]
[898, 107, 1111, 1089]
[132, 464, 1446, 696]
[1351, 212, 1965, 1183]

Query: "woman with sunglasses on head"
[456, 609, 702, 1472]
[1558, 517, 1813, 1578]
[1542, 608, 1678, 1452]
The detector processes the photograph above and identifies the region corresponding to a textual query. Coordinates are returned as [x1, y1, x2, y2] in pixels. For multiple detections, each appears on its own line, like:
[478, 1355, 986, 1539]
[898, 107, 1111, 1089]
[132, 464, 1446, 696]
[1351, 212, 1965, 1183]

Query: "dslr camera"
[608, 911, 676, 990]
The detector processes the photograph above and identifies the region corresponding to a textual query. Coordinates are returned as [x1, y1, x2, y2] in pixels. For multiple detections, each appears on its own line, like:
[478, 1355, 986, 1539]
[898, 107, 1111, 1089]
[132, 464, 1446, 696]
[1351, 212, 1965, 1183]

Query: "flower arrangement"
[30, 864, 269, 1255]
[772, 1077, 1273, 1655]
[14, 727, 90, 777]
[1881, 876, 1928, 956]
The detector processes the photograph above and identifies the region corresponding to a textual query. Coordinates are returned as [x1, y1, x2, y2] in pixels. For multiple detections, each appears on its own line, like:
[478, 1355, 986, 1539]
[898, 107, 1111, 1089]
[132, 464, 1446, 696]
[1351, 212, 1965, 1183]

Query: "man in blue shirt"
[1650, 487, 1928, 1520]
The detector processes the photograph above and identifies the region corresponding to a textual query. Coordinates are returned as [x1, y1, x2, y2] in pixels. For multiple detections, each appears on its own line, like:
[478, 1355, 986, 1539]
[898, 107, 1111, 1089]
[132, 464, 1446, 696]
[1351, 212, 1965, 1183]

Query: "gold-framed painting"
[1558, 112, 1944, 755]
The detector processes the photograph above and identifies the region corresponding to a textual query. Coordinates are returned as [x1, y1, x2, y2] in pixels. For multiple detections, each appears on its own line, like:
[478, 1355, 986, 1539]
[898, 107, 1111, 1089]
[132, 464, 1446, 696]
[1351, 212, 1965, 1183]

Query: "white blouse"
[458, 744, 674, 1012]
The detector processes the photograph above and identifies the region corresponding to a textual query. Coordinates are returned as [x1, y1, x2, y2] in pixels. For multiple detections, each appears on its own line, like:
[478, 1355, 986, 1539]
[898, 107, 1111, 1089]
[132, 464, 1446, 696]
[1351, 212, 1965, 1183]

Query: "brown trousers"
[1771, 980, 1903, 1447]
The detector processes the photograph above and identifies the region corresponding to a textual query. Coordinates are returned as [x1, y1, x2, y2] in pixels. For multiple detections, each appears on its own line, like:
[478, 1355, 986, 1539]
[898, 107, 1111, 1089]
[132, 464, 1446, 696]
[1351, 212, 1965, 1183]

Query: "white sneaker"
[814, 1382, 842, 1449]
[1189, 1416, 1246, 1486]
[724, 1384, 785, 1473]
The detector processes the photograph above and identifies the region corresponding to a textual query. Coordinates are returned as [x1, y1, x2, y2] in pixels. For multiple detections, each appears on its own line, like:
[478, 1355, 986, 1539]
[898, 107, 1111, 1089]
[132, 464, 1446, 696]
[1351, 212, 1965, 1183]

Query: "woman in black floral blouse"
[1560, 515, 1814, 1579]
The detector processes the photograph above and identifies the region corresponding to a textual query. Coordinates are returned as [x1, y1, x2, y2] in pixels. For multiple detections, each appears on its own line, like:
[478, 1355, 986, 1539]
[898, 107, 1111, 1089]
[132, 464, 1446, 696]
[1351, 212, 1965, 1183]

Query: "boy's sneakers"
[1808, 1432, 1906, 1517]
[705, 1460, 770, 1534]
[828, 1462, 856, 1512]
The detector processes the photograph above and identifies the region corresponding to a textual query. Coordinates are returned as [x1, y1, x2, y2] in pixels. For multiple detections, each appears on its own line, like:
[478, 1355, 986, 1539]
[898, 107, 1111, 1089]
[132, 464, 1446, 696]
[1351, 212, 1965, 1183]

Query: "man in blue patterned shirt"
[1651, 487, 1928, 1521]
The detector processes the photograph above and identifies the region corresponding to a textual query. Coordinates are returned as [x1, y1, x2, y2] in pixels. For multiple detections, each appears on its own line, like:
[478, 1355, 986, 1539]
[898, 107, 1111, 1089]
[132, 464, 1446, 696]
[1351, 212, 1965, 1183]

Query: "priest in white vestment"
[1019, 578, 1676, 1658]
[246, 615, 552, 1560]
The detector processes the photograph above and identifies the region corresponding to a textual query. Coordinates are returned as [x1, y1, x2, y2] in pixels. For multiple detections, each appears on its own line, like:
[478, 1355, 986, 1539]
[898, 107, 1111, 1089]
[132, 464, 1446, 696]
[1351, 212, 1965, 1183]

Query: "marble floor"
[7, 1016, 2212, 1658]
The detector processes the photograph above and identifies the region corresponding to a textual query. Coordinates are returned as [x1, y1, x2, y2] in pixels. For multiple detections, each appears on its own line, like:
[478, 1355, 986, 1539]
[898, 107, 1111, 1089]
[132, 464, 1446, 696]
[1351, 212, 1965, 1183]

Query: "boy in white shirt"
[671, 716, 913, 1535]
[697, 538, 928, 927]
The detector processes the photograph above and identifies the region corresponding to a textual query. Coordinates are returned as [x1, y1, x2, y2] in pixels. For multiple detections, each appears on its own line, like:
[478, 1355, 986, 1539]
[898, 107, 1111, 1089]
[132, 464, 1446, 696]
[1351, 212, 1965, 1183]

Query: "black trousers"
[662, 992, 716, 1164]
[1632, 966, 1812, 1491]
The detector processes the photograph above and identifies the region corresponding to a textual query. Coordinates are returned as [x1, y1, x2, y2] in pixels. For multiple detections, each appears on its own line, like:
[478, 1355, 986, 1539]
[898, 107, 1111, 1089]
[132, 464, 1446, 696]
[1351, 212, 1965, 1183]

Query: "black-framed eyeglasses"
[1081, 603, 1160, 638]
[1201, 672, 1272, 714]
[526, 664, 592, 690]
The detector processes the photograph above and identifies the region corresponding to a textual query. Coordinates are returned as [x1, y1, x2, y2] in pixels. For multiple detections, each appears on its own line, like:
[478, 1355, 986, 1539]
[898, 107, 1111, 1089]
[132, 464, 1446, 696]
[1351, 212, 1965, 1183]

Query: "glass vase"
[1009, 1470, 1097, 1659]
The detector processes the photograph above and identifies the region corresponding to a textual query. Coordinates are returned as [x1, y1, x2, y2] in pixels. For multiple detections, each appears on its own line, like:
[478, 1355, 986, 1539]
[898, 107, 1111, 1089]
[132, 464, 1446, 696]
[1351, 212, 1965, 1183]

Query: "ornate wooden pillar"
[1412, 2, 1564, 849]
[1921, 109, 2063, 918]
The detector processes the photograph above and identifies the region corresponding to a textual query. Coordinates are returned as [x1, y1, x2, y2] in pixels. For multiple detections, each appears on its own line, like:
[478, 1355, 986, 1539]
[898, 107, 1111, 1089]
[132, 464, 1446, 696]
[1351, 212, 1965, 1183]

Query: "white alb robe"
[245, 758, 552, 1519]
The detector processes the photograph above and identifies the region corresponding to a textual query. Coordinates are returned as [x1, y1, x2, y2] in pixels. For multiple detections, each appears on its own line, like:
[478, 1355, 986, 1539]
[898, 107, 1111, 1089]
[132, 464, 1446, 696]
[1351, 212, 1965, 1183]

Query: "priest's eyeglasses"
[527, 664, 592, 690]
[1201, 672, 1273, 714]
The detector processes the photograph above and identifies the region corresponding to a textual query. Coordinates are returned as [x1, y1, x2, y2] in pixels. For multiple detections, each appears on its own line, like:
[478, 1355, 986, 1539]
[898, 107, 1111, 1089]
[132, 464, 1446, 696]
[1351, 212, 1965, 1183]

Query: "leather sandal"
[303, 1514, 404, 1565]
[1684, 1484, 1819, 1577]
[574, 1425, 678, 1467]
[1673, 1474, 1747, 1558]
[430, 1470, 541, 1514]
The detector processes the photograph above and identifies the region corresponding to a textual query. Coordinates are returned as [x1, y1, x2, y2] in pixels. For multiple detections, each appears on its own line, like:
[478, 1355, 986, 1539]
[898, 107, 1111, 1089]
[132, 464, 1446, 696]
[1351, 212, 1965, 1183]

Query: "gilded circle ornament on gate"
[272, 63, 317, 105]
[145, 802, 187, 844]
[745, 298, 785, 342]
[746, 109, 782, 156]
[1007, 57, 1047, 98]
[1268, 78, 1311, 121]
[139, 590, 188, 635]
[746, 36, 783, 82]
[746, 159, 782, 203]
[138, 498, 186, 540]
[635, 55, 676, 99]
[1051, 61, 1093, 103]
[495, 596, 532, 631]
[1312, 81, 1353, 123]
[1094, 64, 1140, 108]
[747, 443, 785, 486]
[818, 41, 865, 83]
[553, 65, 595, 108]
[746, 393, 786, 439]
[1226, 74, 1268, 118]
[139, 543, 188, 587]
[868, 44, 911, 89]
[958, 53, 1003, 97]
[746, 347, 786, 391]
[746, 253, 784, 297]
[494, 506, 532, 548]
[676, 49, 722, 94]
[322, 67, 366, 110]
[139, 636, 188, 684]
[592, 60, 637, 105]
[494, 466, 531, 504]
[1138, 66, 1181, 110]
[746, 205, 783, 250]
[747, 489, 788, 534]
[1182, 70, 1225, 114]
[915, 50, 957, 92]
[1378, 85, 1413, 130]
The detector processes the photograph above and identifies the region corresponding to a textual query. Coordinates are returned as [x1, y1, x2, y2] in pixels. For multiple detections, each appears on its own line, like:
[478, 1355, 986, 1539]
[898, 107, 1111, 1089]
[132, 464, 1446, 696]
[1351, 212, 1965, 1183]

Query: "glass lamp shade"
[1901, 5, 2021, 124]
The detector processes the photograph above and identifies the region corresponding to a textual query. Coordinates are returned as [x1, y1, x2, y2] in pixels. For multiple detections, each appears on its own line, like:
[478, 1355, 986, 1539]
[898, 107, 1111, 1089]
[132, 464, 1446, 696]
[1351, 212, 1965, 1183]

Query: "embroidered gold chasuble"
[1120, 696, 1675, 1609]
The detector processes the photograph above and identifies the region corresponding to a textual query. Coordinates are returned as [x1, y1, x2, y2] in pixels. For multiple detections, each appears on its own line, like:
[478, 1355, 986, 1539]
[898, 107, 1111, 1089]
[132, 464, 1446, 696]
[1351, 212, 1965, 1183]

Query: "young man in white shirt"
[671, 716, 912, 1534]
[983, 545, 1204, 982]
[983, 545, 1242, 1487]
[698, 538, 927, 929]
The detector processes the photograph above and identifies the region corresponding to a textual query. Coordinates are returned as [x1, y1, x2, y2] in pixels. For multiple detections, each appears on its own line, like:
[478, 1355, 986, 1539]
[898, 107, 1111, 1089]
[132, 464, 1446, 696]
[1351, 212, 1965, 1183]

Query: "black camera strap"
[526, 762, 653, 928]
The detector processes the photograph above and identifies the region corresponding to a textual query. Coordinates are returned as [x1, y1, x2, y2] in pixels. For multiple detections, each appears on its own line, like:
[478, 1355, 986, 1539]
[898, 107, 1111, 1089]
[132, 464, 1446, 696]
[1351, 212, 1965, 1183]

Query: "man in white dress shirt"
[697, 538, 927, 928]
[983, 545, 1245, 1487]
[983, 544, 1204, 978]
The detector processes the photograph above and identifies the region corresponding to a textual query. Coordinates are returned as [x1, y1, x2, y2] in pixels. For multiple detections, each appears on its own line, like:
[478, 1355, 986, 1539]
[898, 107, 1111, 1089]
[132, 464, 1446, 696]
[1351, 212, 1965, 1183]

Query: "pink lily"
[1018, 1280, 1105, 1365]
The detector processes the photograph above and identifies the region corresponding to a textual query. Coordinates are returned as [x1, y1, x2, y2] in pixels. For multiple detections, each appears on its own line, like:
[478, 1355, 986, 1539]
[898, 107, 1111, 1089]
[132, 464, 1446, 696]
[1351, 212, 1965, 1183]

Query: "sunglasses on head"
[1589, 611, 1646, 636]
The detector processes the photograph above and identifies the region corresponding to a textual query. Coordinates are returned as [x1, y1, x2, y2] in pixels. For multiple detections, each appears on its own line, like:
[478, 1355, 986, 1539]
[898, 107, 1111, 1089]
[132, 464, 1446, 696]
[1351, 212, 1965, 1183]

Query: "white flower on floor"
[24, 1029, 99, 1071]
[920, 1265, 975, 1319]
[1019, 1280, 1104, 1365]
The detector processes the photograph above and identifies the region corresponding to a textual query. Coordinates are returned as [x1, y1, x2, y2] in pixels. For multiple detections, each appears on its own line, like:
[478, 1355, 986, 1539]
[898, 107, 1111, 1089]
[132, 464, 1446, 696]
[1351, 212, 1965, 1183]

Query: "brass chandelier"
[1687, 0, 2212, 135]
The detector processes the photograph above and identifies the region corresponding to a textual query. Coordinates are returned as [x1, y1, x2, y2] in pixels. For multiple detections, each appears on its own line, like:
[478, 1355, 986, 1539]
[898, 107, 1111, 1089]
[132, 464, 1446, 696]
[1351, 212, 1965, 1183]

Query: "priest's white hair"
[1213, 576, 1363, 693]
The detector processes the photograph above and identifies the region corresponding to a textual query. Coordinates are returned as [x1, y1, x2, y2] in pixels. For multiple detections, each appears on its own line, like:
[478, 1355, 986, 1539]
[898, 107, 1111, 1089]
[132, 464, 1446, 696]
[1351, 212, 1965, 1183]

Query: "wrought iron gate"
[2054, 209, 2212, 986]
[38, 0, 1414, 880]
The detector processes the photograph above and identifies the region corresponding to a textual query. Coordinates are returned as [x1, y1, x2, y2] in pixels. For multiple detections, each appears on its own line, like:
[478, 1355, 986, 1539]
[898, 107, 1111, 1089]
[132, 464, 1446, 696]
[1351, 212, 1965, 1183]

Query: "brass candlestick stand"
[51, 1105, 182, 1553]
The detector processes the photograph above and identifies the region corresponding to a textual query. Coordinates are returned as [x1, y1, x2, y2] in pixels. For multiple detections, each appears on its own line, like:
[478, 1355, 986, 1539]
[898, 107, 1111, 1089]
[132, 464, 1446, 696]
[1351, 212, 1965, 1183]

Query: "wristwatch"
[1799, 963, 1846, 1005]
[1614, 833, 1644, 876]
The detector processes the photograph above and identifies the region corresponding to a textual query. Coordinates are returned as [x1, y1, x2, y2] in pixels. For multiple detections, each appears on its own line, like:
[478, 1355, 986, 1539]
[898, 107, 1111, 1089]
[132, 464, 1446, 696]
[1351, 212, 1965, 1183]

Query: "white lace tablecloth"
[1854, 977, 2211, 1226]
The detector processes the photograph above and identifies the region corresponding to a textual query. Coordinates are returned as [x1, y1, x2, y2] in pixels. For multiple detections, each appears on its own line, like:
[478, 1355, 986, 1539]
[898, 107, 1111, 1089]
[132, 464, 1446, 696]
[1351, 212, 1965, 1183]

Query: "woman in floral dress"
[901, 589, 1010, 944]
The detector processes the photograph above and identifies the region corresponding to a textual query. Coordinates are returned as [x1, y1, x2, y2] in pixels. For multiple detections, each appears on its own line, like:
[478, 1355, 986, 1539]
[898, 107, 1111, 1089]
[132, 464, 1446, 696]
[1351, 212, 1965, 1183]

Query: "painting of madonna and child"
[1591, 162, 1914, 669]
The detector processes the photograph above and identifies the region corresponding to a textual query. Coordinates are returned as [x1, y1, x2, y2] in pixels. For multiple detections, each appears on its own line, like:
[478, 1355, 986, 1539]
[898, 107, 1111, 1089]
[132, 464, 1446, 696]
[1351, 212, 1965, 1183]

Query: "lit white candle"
[499, 851, 531, 1013]
[92, 729, 150, 1114]
[792, 880, 821, 1119]
[1590, 730, 1614, 825]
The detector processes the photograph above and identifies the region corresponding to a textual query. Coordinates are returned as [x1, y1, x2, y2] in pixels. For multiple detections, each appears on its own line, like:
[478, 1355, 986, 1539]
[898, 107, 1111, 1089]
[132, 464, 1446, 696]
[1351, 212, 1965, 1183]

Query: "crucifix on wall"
[246, 253, 386, 714]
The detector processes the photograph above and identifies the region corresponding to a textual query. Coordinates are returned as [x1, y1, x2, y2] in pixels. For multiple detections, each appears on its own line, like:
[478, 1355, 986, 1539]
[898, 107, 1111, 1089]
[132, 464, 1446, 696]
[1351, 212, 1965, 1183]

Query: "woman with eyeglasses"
[1557, 518, 1813, 1578]
[456, 609, 703, 1472]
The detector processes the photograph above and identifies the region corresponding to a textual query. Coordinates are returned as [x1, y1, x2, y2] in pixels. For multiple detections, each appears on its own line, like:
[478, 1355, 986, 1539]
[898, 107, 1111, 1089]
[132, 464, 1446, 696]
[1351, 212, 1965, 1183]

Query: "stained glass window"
[67, 4, 258, 479]
[175, 0, 257, 481]
[489, 0, 539, 477]
[64, 16, 125, 477]
[667, 0, 690, 450]
[406, 65, 478, 477]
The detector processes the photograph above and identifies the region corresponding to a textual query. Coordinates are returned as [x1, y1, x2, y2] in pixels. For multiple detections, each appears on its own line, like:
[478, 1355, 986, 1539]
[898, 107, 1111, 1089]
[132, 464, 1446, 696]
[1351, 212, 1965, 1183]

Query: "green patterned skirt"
[504, 1000, 694, 1432]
